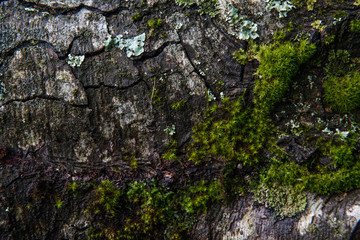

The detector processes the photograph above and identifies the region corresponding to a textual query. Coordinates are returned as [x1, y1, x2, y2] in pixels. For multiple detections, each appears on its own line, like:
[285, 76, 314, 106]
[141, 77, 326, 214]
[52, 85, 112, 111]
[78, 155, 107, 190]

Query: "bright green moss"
[254, 40, 316, 113]
[172, 100, 187, 111]
[147, 18, 162, 29]
[324, 72, 360, 113]
[179, 180, 223, 214]
[91, 180, 122, 217]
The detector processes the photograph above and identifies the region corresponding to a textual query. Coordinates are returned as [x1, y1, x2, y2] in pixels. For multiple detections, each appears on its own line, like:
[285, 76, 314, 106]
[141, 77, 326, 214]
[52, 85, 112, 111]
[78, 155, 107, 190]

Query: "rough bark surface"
[1, 0, 360, 239]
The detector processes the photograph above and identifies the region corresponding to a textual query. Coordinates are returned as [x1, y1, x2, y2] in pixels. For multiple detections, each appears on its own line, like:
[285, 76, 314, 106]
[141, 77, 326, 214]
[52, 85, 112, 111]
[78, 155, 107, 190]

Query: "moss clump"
[175, 0, 219, 17]
[172, 100, 187, 111]
[147, 18, 162, 29]
[254, 40, 316, 113]
[324, 72, 360, 113]
[324, 50, 360, 113]
[325, 50, 352, 77]
[87, 179, 223, 239]
[90, 180, 123, 217]
[350, 19, 360, 33]
[131, 11, 142, 22]
[188, 97, 275, 166]
[258, 132, 360, 195]
[179, 180, 223, 214]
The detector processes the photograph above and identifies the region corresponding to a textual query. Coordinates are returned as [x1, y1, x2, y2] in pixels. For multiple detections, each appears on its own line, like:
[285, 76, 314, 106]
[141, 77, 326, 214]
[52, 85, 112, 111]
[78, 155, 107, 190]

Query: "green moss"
[175, 0, 219, 17]
[188, 97, 275, 165]
[306, 0, 317, 11]
[254, 40, 316, 113]
[55, 197, 63, 208]
[257, 132, 360, 195]
[179, 180, 223, 214]
[87, 179, 223, 239]
[91, 180, 122, 217]
[350, 19, 360, 33]
[172, 100, 187, 111]
[325, 50, 352, 77]
[162, 139, 178, 160]
[147, 18, 162, 29]
[324, 34, 335, 45]
[131, 11, 142, 22]
[324, 50, 360, 113]
[324, 72, 360, 112]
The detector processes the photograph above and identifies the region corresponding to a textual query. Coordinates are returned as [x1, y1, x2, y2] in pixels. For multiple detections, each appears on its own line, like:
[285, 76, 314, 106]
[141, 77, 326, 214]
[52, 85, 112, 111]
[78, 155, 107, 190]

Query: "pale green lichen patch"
[265, 0, 296, 18]
[104, 33, 146, 58]
[254, 184, 307, 218]
[225, 6, 259, 40]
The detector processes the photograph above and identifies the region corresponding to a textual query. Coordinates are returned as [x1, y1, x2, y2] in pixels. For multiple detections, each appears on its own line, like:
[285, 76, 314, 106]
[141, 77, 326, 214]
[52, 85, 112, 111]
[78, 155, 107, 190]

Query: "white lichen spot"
[336, 128, 350, 139]
[207, 89, 216, 102]
[199, 69, 206, 76]
[175, 22, 183, 30]
[164, 124, 176, 136]
[298, 198, 324, 236]
[67, 54, 85, 68]
[220, 92, 225, 100]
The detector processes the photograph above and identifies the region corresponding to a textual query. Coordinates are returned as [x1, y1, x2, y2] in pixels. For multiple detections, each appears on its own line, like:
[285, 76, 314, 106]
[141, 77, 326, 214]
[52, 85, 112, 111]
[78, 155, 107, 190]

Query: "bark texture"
[1, 0, 360, 239]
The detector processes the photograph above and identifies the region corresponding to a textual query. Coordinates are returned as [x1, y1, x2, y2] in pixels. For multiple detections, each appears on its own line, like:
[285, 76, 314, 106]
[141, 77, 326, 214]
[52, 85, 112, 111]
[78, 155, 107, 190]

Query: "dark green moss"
[324, 71, 360, 113]
[350, 19, 360, 33]
[188, 97, 276, 165]
[258, 132, 360, 195]
[131, 11, 142, 22]
[87, 179, 223, 239]
[324, 50, 360, 113]
[175, 0, 219, 17]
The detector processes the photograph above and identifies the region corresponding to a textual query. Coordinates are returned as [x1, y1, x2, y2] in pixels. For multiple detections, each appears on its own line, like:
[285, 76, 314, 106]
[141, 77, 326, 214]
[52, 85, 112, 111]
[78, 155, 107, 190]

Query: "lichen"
[66, 54, 85, 68]
[254, 184, 307, 218]
[0, 82, 6, 101]
[104, 33, 146, 58]
[265, 0, 296, 18]
[225, 6, 259, 40]
[164, 124, 176, 136]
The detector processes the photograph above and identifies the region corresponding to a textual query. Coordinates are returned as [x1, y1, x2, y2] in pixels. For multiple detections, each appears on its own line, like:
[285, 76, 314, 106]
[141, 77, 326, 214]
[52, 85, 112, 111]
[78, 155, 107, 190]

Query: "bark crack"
[18, 0, 129, 17]
[177, 32, 216, 97]
[3, 95, 89, 108]
[83, 78, 145, 91]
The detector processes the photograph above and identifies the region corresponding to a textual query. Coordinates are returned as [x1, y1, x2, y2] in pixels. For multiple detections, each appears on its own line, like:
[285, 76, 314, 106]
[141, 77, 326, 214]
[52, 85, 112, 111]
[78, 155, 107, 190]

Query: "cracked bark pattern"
[1, 0, 360, 239]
